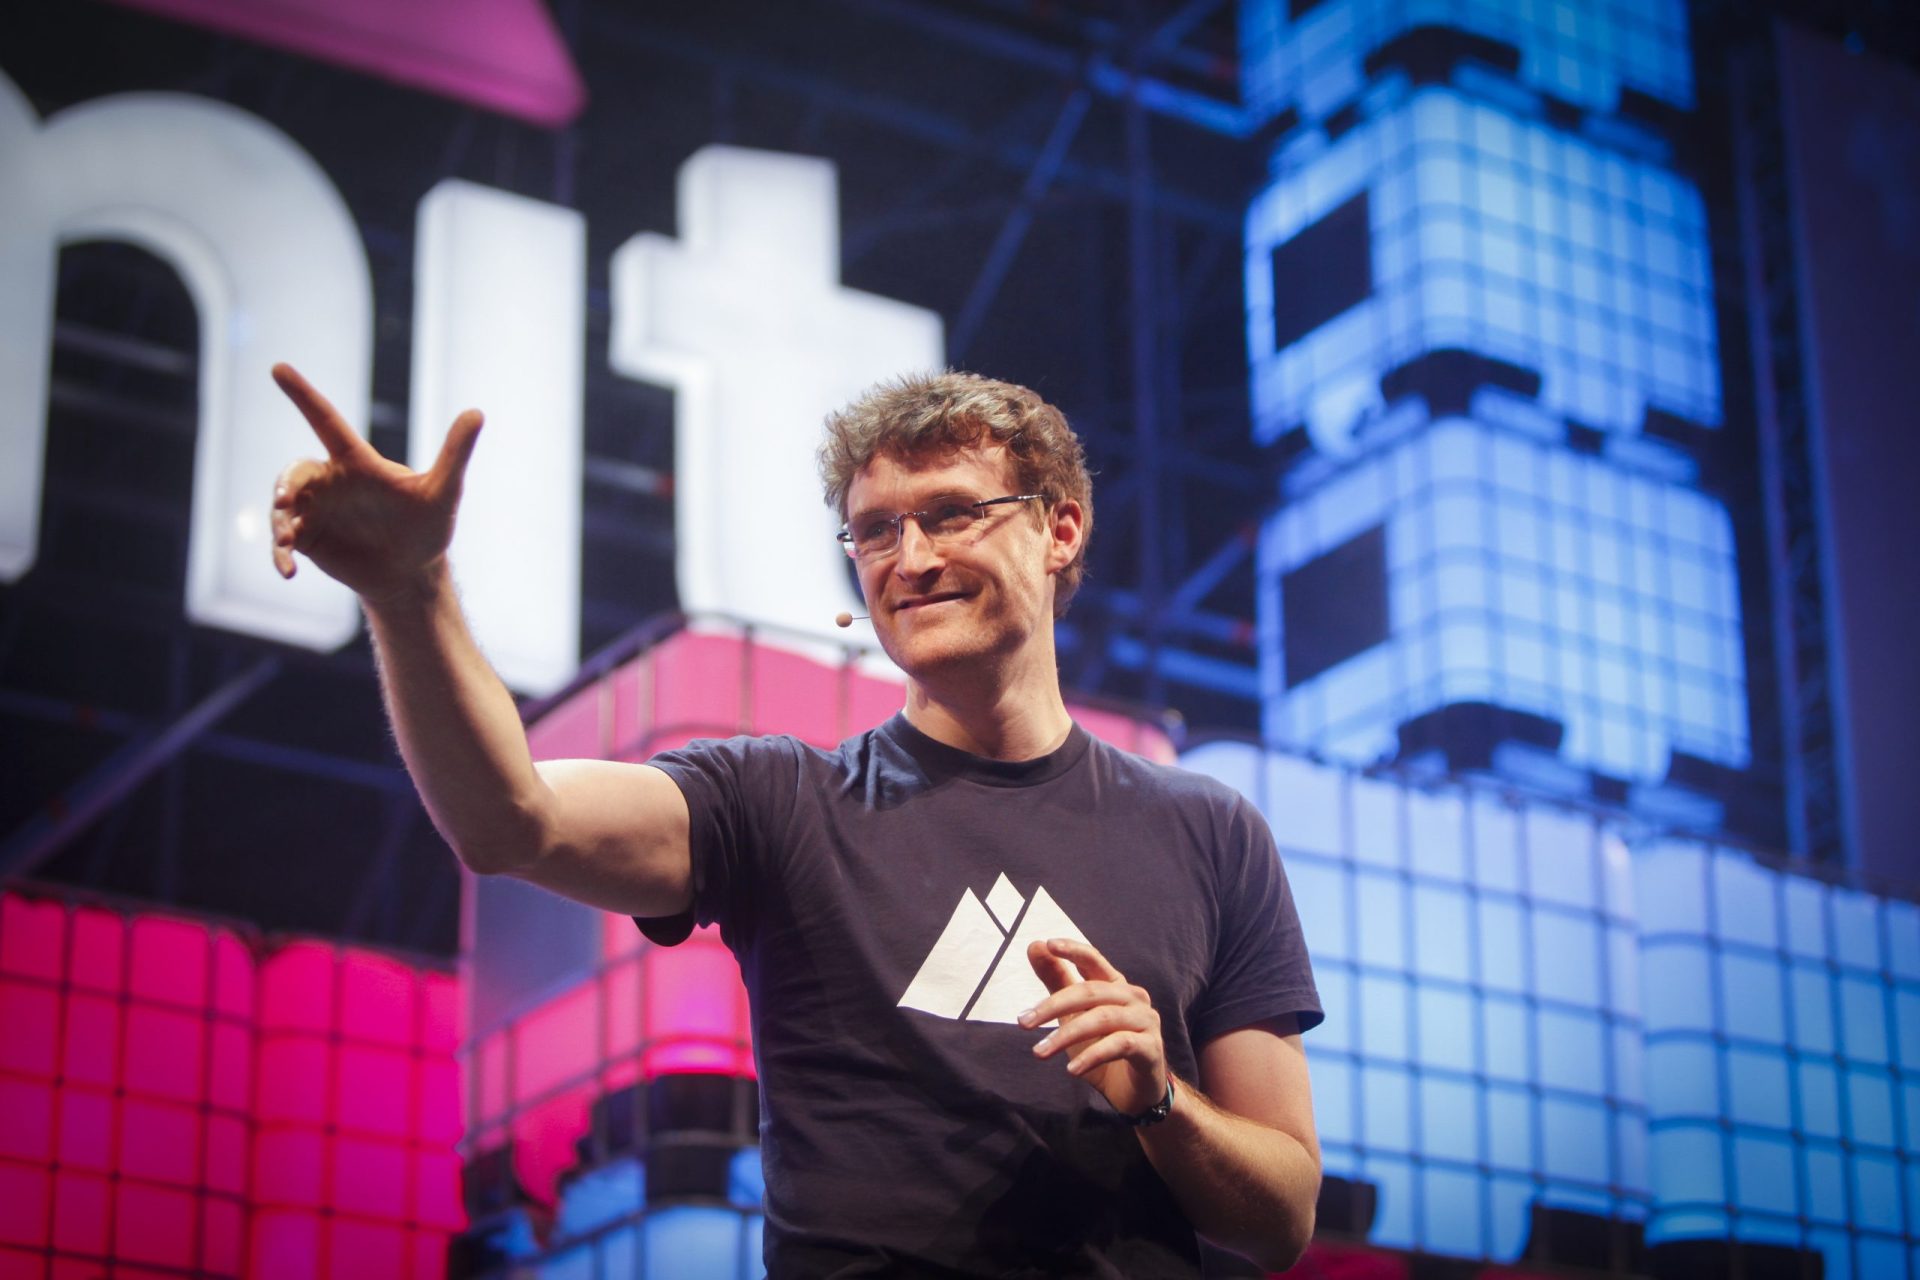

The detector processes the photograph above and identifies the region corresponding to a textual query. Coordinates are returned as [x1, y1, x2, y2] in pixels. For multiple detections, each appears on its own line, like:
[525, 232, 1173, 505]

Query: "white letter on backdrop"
[608, 145, 944, 642]
[0, 70, 371, 648]
[411, 180, 584, 695]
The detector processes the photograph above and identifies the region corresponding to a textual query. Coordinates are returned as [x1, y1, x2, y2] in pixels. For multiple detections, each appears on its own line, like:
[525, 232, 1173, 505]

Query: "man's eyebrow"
[849, 491, 977, 521]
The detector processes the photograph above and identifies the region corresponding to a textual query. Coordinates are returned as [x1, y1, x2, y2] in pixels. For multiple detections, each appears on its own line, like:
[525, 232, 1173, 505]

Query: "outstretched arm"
[269, 363, 692, 918]
[1023, 939, 1320, 1271]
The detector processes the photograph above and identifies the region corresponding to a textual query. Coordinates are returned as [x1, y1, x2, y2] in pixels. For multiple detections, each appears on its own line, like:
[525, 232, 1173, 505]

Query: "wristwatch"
[1123, 1078, 1176, 1127]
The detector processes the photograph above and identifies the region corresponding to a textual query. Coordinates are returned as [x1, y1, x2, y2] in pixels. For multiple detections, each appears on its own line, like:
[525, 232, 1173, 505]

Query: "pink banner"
[105, 0, 586, 126]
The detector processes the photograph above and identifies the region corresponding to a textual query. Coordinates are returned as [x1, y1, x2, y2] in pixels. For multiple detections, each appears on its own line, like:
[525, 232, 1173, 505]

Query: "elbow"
[1238, 1224, 1309, 1274]
[1215, 1230, 1310, 1276]
[1257, 1220, 1313, 1273]
[452, 840, 539, 878]
[441, 796, 552, 877]
[1246, 1188, 1317, 1273]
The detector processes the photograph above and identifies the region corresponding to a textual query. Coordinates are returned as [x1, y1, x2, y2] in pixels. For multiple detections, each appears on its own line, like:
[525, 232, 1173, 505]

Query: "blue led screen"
[1181, 740, 1920, 1278]
[1239, 0, 1695, 125]
[1225, 0, 1920, 1251]
[1245, 85, 1721, 453]
[1257, 412, 1747, 787]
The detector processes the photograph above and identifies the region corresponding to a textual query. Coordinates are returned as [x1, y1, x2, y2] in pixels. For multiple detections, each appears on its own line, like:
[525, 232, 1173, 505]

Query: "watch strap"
[1123, 1077, 1175, 1127]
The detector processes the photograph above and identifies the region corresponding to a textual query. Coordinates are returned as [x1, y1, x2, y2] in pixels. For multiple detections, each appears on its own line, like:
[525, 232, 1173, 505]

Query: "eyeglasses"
[836, 494, 1042, 559]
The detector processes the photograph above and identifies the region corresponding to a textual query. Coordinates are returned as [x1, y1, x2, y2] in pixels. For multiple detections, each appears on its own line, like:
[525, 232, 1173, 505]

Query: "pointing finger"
[272, 362, 368, 462]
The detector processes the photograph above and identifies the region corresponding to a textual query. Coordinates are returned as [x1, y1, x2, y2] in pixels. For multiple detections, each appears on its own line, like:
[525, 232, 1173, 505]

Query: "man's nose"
[892, 516, 945, 577]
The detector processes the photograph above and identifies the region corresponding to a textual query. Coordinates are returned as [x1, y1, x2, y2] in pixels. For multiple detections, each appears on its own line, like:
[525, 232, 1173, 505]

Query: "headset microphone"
[834, 611, 870, 628]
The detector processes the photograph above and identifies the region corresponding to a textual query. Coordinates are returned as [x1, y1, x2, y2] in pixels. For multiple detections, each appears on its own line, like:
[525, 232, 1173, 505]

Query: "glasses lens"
[844, 498, 999, 557]
[850, 515, 898, 557]
[923, 501, 981, 539]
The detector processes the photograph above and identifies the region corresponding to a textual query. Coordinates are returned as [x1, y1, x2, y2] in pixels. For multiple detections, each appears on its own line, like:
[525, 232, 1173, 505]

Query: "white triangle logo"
[896, 873, 1092, 1025]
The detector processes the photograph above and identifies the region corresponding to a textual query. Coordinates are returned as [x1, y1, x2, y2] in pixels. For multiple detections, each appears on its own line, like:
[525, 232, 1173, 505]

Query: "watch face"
[1130, 1079, 1175, 1126]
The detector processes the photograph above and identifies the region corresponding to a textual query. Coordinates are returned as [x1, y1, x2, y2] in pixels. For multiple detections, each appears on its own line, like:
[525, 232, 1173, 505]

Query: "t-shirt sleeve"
[1189, 793, 1324, 1046]
[633, 734, 798, 949]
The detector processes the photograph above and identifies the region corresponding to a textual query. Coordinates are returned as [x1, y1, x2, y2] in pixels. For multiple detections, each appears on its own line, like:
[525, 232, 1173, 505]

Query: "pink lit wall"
[0, 889, 463, 1279]
[523, 627, 1178, 765]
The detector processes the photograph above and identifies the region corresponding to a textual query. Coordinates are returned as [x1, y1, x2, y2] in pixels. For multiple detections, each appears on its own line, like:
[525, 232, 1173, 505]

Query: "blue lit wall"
[1635, 841, 1916, 1273]
[1182, 740, 1917, 1278]
[1240, 0, 1744, 812]
[1237, 0, 1916, 1273]
[1245, 85, 1721, 451]
[1257, 412, 1748, 787]
[1186, 740, 1650, 1258]
[1239, 0, 1695, 125]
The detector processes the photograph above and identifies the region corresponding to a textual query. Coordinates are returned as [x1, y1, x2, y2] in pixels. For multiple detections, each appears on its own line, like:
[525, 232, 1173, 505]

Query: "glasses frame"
[836, 493, 1044, 560]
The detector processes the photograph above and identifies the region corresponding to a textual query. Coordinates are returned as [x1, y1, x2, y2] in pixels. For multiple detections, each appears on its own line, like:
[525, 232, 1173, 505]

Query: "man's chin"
[876, 619, 1001, 677]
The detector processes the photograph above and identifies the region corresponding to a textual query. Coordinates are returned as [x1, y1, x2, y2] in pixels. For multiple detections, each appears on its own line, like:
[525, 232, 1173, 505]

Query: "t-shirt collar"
[880, 712, 1091, 787]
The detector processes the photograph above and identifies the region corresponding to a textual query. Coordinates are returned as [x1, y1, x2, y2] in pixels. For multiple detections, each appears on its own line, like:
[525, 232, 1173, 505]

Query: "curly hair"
[818, 371, 1093, 616]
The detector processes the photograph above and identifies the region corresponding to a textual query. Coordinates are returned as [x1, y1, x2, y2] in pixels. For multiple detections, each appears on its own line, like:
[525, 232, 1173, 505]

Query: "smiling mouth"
[897, 593, 970, 612]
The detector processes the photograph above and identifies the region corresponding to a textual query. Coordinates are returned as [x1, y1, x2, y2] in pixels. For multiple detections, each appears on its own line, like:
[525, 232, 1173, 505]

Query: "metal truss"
[1725, 35, 1846, 865]
[0, 660, 283, 879]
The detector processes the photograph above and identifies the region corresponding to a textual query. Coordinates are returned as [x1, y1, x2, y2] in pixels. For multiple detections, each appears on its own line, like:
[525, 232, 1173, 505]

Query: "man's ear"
[1044, 498, 1085, 575]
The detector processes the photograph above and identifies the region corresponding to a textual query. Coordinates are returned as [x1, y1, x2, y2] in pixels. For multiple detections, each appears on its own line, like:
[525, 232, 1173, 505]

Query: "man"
[270, 363, 1322, 1276]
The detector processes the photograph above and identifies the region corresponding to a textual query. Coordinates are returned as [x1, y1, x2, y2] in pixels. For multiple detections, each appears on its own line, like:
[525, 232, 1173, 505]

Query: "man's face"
[843, 444, 1074, 682]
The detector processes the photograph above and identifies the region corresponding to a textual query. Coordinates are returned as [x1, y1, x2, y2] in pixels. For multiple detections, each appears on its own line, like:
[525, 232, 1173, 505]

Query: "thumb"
[427, 408, 484, 505]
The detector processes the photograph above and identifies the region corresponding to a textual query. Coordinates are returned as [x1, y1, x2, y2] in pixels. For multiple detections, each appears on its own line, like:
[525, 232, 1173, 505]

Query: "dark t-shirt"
[642, 713, 1320, 1278]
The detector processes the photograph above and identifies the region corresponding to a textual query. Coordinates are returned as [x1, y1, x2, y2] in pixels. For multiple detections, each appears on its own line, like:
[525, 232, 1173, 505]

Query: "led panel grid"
[250, 941, 465, 1280]
[1259, 412, 1748, 782]
[0, 891, 464, 1280]
[1245, 85, 1721, 450]
[1239, 0, 1695, 124]
[1634, 840, 1920, 1280]
[1179, 741, 1650, 1260]
[0, 896, 255, 1277]
[466, 925, 755, 1208]
[1182, 739, 1920, 1274]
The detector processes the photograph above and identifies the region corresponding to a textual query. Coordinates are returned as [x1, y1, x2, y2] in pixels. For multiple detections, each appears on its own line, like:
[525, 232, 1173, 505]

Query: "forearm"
[1138, 1076, 1321, 1271]
[362, 563, 552, 873]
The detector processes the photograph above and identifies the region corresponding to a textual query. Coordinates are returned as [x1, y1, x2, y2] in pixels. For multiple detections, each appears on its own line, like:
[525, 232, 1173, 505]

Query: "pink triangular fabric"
[106, 0, 587, 126]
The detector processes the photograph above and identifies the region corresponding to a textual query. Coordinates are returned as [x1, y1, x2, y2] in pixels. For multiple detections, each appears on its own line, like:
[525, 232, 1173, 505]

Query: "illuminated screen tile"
[1258, 414, 1748, 784]
[1245, 86, 1720, 450]
[1173, 743, 1920, 1268]
[1239, 0, 1695, 124]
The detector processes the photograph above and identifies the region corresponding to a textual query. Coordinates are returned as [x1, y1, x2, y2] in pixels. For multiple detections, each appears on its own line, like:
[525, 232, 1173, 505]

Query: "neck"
[902, 638, 1073, 761]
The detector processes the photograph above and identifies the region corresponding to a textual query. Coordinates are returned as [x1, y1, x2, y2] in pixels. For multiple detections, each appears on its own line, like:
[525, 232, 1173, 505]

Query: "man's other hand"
[1020, 937, 1169, 1119]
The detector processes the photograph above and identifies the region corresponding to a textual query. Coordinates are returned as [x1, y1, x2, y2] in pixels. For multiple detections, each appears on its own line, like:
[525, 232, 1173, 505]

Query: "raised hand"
[269, 363, 482, 603]
[1020, 937, 1169, 1119]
